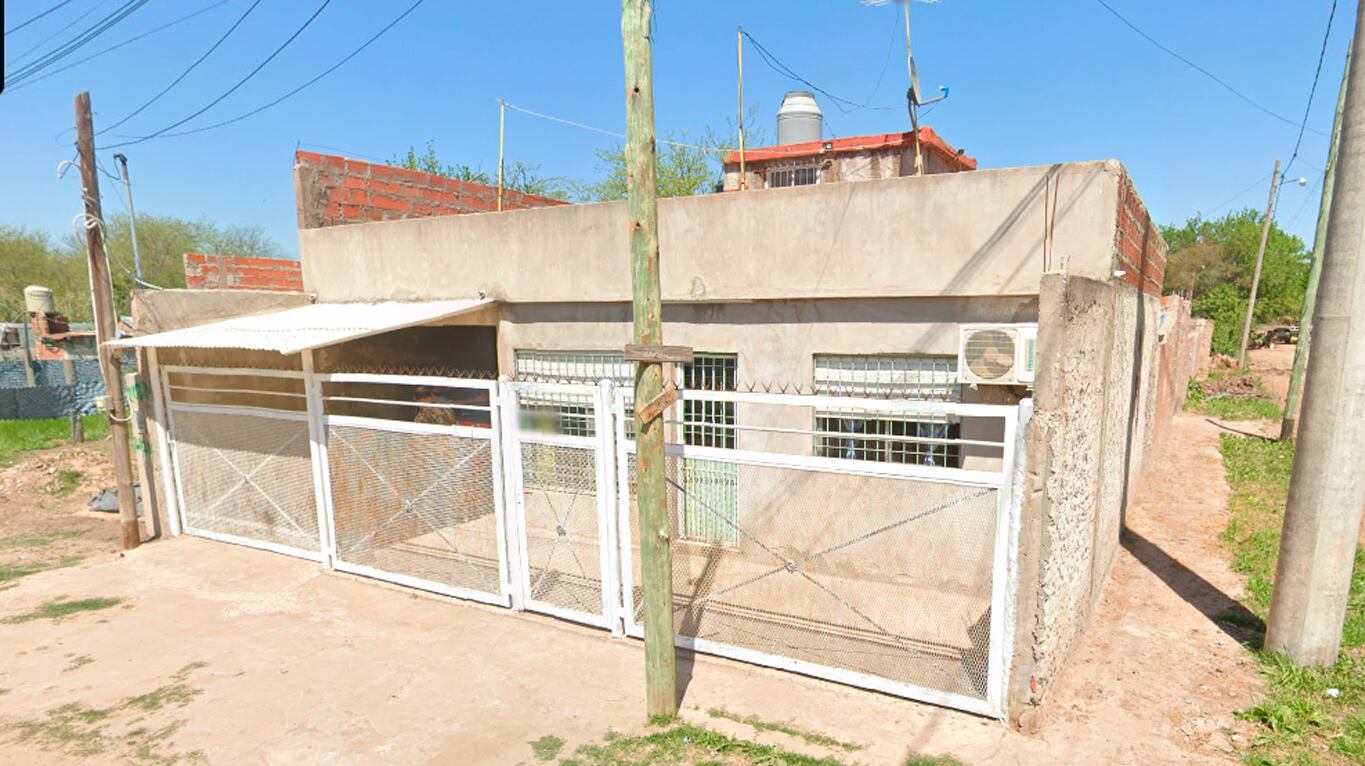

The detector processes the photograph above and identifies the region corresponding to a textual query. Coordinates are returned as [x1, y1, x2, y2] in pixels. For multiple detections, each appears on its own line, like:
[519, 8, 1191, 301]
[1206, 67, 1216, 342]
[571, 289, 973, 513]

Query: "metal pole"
[113, 153, 142, 283]
[75, 91, 140, 551]
[622, 0, 677, 719]
[1264, 12, 1365, 667]
[904, 2, 923, 176]
[1282, 47, 1351, 441]
[737, 27, 746, 191]
[497, 100, 506, 212]
[1238, 159, 1281, 368]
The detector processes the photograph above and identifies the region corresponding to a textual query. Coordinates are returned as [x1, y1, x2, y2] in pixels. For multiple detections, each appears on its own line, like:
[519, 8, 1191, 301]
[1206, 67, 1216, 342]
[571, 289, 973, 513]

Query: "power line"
[1091, 0, 1327, 138]
[1202, 171, 1276, 217]
[5, 0, 149, 88]
[104, 0, 332, 149]
[502, 101, 725, 154]
[126, 0, 426, 142]
[6, 0, 113, 66]
[4, 0, 78, 36]
[100, 0, 264, 134]
[1285, 0, 1339, 176]
[5, 0, 234, 94]
[740, 28, 901, 113]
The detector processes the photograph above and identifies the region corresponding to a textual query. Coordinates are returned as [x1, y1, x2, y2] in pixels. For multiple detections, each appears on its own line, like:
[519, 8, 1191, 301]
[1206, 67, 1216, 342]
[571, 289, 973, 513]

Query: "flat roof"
[107, 299, 493, 355]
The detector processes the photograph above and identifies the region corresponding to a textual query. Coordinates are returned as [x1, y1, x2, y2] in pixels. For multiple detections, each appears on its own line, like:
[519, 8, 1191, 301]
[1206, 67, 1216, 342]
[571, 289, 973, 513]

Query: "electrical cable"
[121, 0, 425, 143]
[6, 0, 233, 94]
[740, 29, 901, 113]
[1202, 171, 1276, 217]
[4, 0, 78, 36]
[1284, 0, 1338, 176]
[1091, 0, 1327, 138]
[99, 0, 263, 134]
[102, 0, 332, 149]
[6, 0, 114, 67]
[5, 0, 149, 88]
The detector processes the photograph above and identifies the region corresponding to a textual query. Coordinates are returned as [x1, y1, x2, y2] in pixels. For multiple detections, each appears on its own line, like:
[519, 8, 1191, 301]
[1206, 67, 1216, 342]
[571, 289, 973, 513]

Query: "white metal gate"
[614, 388, 1023, 717]
[501, 381, 621, 630]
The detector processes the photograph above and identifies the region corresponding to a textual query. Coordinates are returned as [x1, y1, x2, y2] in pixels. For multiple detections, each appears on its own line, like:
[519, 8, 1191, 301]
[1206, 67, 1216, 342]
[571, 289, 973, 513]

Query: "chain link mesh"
[520, 442, 603, 615]
[170, 409, 318, 551]
[624, 452, 999, 701]
[327, 425, 502, 596]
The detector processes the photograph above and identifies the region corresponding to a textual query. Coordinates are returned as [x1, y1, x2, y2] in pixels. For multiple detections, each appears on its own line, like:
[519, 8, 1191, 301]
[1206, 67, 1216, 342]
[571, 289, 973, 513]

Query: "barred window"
[812, 355, 962, 468]
[513, 350, 631, 437]
[682, 353, 737, 448]
[679, 353, 738, 545]
[766, 159, 819, 188]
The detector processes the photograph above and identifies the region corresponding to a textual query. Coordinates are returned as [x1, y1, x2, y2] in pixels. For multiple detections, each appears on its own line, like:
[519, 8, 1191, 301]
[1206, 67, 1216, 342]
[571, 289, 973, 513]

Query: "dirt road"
[0, 413, 1260, 764]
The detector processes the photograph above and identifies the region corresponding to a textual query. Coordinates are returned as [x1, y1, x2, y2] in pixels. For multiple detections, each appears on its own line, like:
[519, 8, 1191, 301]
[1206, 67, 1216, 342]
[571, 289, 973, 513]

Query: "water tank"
[776, 91, 822, 145]
[24, 285, 55, 315]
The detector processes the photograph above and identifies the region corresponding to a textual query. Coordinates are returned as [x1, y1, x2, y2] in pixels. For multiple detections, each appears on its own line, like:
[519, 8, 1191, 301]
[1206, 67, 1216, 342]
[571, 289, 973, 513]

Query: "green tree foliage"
[1162, 209, 1309, 356]
[1, 215, 282, 324]
[391, 140, 571, 200]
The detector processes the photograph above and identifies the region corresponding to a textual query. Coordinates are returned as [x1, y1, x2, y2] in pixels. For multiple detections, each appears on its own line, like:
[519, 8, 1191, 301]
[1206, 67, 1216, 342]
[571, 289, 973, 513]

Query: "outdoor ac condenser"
[957, 324, 1038, 386]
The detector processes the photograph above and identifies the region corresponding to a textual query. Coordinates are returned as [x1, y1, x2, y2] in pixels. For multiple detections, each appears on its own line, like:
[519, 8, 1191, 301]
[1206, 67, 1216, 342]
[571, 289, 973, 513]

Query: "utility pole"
[1264, 16, 1365, 667]
[622, 0, 678, 719]
[736, 28, 747, 191]
[1237, 159, 1281, 368]
[902, 3, 923, 176]
[112, 153, 142, 282]
[497, 100, 506, 212]
[75, 91, 140, 551]
[1282, 47, 1351, 441]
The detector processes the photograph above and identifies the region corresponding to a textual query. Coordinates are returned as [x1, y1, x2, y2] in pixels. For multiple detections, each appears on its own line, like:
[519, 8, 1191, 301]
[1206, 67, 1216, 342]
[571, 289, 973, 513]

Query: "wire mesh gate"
[615, 389, 1021, 717]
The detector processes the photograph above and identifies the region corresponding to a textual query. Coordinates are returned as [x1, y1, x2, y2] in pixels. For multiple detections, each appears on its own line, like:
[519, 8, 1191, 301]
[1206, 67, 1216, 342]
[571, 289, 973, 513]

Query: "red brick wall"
[292, 151, 568, 230]
[183, 253, 304, 292]
[1113, 169, 1167, 296]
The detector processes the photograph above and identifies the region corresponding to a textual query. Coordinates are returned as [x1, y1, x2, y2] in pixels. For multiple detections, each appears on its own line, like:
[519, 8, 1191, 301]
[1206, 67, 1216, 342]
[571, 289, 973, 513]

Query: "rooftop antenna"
[862, 0, 948, 175]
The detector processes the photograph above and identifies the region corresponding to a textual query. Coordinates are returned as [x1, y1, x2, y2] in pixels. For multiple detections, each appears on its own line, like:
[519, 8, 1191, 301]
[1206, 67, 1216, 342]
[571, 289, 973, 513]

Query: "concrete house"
[118, 121, 1207, 724]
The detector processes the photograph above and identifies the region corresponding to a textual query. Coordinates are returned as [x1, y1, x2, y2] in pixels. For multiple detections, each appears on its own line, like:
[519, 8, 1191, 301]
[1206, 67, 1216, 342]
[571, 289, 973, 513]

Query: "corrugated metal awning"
[107, 299, 494, 355]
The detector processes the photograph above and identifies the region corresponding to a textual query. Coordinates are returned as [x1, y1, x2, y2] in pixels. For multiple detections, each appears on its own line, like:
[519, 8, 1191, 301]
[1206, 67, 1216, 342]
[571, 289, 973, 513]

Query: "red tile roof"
[727, 127, 976, 172]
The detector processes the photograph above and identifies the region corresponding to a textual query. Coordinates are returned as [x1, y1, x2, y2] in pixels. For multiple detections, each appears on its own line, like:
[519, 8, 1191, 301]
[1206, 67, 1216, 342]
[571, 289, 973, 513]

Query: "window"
[681, 353, 737, 448]
[812, 355, 963, 468]
[513, 350, 632, 437]
[681, 353, 738, 545]
[765, 159, 819, 188]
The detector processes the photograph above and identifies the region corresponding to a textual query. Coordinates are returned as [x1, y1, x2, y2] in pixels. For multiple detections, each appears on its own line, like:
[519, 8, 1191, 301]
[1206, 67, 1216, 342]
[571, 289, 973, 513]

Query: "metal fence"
[153, 361, 1025, 718]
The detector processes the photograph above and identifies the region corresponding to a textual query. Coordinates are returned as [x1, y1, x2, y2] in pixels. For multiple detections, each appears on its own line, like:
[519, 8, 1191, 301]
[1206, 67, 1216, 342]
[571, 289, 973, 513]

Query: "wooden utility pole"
[1265, 15, 1365, 666]
[75, 91, 140, 551]
[622, 0, 677, 718]
[1237, 159, 1281, 368]
[1282, 47, 1351, 441]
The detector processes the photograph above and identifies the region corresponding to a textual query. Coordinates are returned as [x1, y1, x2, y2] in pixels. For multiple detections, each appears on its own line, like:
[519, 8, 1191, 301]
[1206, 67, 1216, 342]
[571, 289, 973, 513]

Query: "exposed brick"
[182, 253, 302, 293]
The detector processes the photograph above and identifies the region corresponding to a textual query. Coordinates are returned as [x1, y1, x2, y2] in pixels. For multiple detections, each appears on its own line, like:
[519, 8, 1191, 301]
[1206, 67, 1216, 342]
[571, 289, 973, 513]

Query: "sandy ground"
[1247, 343, 1297, 408]
[0, 412, 1263, 765]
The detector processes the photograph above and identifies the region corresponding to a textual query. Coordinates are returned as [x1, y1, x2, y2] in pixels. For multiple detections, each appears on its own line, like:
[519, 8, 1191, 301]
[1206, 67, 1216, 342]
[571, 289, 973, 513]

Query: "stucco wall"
[298, 161, 1126, 304]
[131, 289, 312, 335]
[1008, 272, 1162, 726]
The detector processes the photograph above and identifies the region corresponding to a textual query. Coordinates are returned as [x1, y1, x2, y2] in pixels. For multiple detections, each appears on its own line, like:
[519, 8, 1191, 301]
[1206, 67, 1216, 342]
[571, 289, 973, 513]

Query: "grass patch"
[707, 707, 864, 752]
[2, 596, 121, 624]
[5, 662, 207, 764]
[0, 556, 83, 584]
[904, 757, 967, 766]
[0, 415, 108, 466]
[0, 530, 86, 550]
[43, 469, 83, 497]
[63, 654, 94, 672]
[529, 735, 566, 761]
[1187, 377, 1282, 420]
[1218, 433, 1365, 765]
[560, 723, 849, 766]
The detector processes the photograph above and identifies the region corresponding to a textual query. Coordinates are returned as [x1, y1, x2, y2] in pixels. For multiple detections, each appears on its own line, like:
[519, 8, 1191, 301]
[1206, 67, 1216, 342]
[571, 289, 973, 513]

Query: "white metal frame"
[315, 372, 514, 608]
[613, 387, 1023, 718]
[502, 380, 623, 632]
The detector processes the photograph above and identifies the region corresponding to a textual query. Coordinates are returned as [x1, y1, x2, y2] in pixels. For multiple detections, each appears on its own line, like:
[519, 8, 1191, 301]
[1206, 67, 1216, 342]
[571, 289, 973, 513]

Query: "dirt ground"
[0, 412, 1265, 765]
[1246, 343, 1297, 408]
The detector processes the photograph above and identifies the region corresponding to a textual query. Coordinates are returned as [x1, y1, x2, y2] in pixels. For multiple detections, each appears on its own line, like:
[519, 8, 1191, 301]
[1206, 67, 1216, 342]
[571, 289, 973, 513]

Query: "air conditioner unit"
[958, 324, 1038, 386]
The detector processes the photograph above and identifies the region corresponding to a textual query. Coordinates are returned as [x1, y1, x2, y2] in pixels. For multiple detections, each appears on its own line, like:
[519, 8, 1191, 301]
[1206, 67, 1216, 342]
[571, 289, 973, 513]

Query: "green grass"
[0, 415, 108, 466]
[0, 530, 86, 550]
[1186, 377, 1282, 421]
[903, 757, 966, 766]
[43, 469, 83, 497]
[1218, 434, 1365, 765]
[530, 735, 566, 761]
[2, 597, 121, 624]
[0, 556, 84, 584]
[706, 708, 864, 752]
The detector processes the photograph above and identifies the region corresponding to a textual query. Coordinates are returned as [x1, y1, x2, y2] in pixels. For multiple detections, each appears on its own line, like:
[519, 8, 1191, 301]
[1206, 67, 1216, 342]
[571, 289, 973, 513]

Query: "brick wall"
[183, 253, 304, 292]
[293, 151, 568, 230]
[1113, 169, 1167, 296]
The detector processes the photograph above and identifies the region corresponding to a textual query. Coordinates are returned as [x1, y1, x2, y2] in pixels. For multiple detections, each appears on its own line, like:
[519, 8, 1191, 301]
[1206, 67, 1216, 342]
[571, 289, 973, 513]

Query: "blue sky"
[0, 0, 1351, 259]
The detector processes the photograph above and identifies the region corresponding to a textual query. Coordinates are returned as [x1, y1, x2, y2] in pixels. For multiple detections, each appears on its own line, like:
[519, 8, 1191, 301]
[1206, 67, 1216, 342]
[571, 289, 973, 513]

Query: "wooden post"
[127, 356, 162, 539]
[75, 91, 140, 551]
[64, 359, 81, 443]
[736, 28, 746, 191]
[1238, 159, 1281, 368]
[622, 0, 677, 718]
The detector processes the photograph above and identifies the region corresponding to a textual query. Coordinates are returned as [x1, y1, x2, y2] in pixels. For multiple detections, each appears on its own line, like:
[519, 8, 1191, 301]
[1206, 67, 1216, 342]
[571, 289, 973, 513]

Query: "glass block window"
[813, 354, 962, 468]
[766, 159, 819, 188]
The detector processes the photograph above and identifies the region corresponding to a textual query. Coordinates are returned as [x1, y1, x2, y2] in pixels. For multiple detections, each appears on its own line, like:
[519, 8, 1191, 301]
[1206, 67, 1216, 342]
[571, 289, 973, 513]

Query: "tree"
[576, 114, 768, 202]
[0, 227, 67, 322]
[391, 140, 571, 200]
[1162, 209, 1310, 355]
